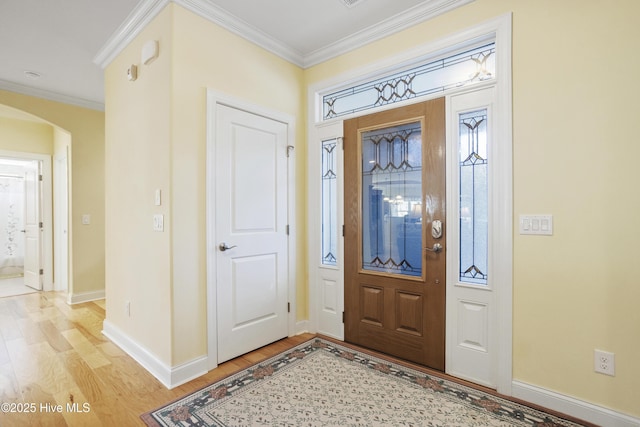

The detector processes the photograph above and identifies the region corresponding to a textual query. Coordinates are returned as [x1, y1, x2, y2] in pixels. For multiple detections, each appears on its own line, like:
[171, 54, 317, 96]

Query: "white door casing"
[54, 154, 69, 291]
[23, 160, 42, 290]
[207, 93, 295, 367]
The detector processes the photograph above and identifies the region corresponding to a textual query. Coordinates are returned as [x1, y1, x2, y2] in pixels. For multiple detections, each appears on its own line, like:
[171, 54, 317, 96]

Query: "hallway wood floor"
[0, 291, 313, 426]
[0, 291, 594, 427]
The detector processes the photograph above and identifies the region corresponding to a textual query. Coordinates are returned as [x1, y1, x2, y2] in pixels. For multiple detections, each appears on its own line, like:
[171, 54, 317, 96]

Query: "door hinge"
[287, 302, 291, 313]
[342, 225, 345, 237]
[39, 222, 43, 228]
[39, 174, 43, 181]
[39, 269, 44, 275]
[342, 311, 345, 323]
[286, 224, 290, 235]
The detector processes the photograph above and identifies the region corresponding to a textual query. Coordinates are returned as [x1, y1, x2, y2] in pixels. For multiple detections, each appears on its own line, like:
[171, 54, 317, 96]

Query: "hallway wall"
[0, 91, 105, 300]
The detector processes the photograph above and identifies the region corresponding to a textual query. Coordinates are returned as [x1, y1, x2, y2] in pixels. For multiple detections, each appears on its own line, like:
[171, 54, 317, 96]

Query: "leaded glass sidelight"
[459, 110, 488, 285]
[361, 122, 423, 277]
[322, 138, 338, 266]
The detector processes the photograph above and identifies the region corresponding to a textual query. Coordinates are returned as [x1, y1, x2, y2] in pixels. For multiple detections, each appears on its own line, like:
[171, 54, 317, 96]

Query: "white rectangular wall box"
[519, 215, 553, 235]
[153, 214, 164, 232]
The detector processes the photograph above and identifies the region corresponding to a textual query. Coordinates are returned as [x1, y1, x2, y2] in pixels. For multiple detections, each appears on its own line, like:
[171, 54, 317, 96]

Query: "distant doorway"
[0, 151, 57, 296]
[0, 157, 41, 290]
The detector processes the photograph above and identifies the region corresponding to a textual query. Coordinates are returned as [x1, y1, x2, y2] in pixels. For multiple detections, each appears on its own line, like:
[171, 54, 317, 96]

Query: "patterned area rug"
[142, 338, 587, 427]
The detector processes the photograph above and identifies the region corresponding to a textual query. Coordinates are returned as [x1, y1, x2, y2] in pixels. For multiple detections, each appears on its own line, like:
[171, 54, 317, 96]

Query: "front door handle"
[425, 243, 443, 253]
[218, 242, 237, 252]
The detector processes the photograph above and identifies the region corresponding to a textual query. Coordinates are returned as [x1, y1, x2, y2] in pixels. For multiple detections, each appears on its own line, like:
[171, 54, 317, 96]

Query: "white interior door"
[23, 160, 42, 290]
[215, 104, 289, 363]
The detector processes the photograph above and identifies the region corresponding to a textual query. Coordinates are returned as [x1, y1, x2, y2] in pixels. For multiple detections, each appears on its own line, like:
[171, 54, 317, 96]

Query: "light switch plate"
[153, 214, 164, 232]
[82, 214, 91, 225]
[519, 214, 553, 235]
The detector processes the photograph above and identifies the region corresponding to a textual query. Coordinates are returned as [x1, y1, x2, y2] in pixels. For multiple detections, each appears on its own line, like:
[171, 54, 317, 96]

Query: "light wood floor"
[0, 291, 314, 426]
[0, 291, 594, 427]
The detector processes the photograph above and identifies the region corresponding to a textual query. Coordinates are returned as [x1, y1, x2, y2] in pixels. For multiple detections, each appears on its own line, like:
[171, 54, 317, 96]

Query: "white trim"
[176, 0, 302, 66]
[67, 289, 105, 305]
[303, 0, 475, 68]
[102, 320, 208, 389]
[307, 13, 513, 394]
[94, 0, 473, 70]
[93, 0, 170, 69]
[512, 381, 640, 427]
[206, 90, 297, 371]
[295, 320, 310, 335]
[0, 80, 104, 112]
[491, 13, 513, 395]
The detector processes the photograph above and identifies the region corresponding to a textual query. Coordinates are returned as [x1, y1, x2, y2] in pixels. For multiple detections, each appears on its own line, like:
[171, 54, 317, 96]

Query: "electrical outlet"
[594, 349, 615, 376]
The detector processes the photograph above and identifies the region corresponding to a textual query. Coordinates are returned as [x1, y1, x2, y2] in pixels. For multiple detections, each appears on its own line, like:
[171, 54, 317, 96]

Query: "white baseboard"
[102, 320, 208, 389]
[67, 289, 106, 304]
[295, 320, 310, 335]
[512, 380, 640, 427]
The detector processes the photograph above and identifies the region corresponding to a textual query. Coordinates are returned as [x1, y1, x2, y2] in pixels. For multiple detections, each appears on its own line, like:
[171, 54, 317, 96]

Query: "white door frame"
[54, 151, 69, 292]
[0, 150, 53, 290]
[205, 90, 297, 370]
[308, 14, 512, 395]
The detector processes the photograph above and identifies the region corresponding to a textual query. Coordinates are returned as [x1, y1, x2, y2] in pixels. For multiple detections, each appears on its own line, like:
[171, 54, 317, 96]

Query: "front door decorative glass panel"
[321, 138, 338, 266]
[323, 43, 495, 120]
[459, 109, 488, 285]
[361, 121, 423, 277]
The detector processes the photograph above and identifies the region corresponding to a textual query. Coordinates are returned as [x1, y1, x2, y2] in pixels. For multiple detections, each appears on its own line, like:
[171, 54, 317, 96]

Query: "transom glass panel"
[322, 138, 338, 266]
[323, 43, 495, 120]
[459, 109, 488, 285]
[361, 122, 423, 277]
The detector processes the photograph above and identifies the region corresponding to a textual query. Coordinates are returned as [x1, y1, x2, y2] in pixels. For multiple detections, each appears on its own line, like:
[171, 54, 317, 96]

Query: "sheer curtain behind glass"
[0, 170, 25, 278]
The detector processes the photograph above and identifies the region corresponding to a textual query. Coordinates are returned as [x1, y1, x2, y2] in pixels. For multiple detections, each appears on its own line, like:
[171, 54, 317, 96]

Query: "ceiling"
[0, 0, 470, 111]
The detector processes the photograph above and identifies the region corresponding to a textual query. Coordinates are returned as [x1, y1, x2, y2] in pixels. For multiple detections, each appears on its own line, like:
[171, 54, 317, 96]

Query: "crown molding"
[0, 79, 104, 112]
[175, 0, 306, 66]
[93, 0, 474, 70]
[304, 0, 475, 67]
[93, 0, 171, 69]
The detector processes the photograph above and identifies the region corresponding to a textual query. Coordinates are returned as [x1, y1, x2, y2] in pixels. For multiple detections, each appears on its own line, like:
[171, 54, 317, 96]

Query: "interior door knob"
[218, 242, 237, 252]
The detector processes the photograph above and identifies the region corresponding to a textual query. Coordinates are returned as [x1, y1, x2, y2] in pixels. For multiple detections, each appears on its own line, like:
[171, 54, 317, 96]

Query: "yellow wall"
[104, 6, 173, 363]
[104, 3, 305, 365]
[169, 5, 305, 363]
[306, 0, 640, 417]
[0, 91, 105, 298]
[0, 115, 53, 154]
[104, 0, 639, 417]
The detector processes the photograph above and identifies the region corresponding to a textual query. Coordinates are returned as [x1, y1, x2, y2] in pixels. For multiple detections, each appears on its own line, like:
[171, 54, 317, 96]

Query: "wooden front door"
[344, 98, 446, 370]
